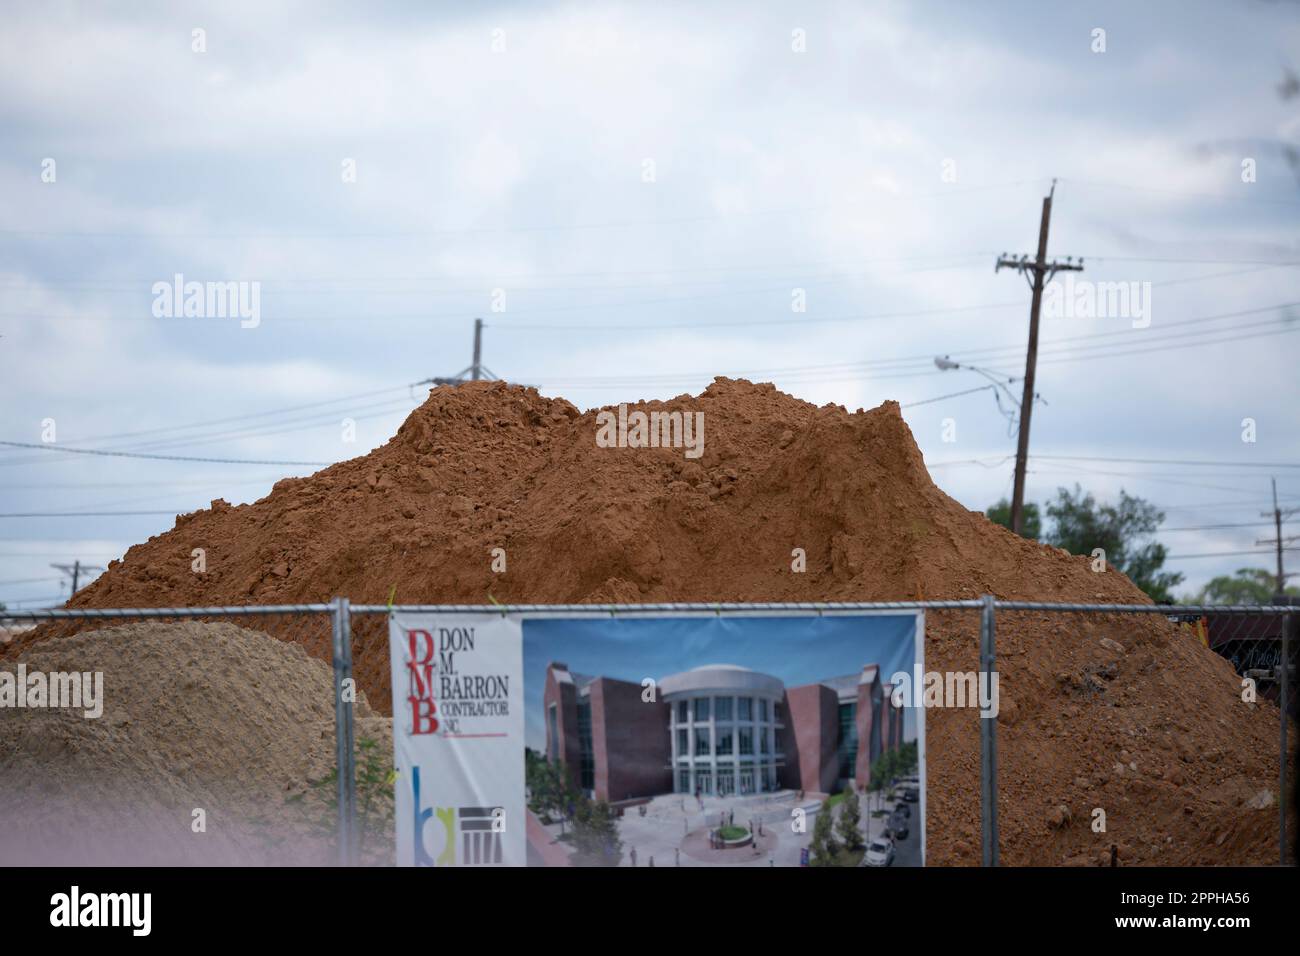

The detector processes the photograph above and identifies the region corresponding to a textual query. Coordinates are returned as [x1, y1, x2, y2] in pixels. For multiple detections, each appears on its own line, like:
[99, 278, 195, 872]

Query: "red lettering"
[407, 629, 436, 663]
[409, 696, 439, 735]
[407, 629, 437, 698]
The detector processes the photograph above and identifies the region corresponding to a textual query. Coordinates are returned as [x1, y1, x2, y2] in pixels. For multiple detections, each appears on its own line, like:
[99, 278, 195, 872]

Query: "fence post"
[1282, 611, 1291, 867]
[980, 594, 999, 867]
[330, 596, 357, 866]
[340, 596, 357, 864]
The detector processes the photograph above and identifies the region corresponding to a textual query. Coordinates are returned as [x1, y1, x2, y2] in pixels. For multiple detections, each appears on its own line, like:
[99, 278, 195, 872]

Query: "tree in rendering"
[808, 802, 841, 867]
[836, 782, 865, 851]
[572, 798, 623, 866]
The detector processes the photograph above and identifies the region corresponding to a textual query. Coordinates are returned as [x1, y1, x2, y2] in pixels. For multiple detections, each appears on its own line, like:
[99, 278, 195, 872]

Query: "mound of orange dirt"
[6, 378, 1292, 865]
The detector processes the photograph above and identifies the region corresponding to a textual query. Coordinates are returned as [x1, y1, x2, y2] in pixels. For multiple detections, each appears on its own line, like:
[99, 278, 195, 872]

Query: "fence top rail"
[992, 600, 1296, 614]
[0, 604, 334, 622]
[354, 600, 984, 614]
[2, 599, 1291, 623]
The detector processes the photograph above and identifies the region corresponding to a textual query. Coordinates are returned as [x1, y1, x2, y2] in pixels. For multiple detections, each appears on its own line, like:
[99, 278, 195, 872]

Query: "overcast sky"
[2, 0, 1299, 607]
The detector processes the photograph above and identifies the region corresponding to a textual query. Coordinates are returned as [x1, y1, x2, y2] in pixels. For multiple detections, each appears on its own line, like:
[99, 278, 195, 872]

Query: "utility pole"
[470, 317, 484, 381]
[50, 559, 104, 596]
[1259, 477, 1299, 596]
[414, 318, 500, 389]
[996, 180, 1083, 535]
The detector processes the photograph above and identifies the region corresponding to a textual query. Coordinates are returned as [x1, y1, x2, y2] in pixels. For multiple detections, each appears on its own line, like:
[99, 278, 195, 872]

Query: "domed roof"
[660, 663, 784, 698]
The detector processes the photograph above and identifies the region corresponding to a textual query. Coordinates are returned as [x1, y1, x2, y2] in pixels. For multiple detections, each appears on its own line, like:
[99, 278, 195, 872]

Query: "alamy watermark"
[151, 273, 261, 328]
[890, 666, 999, 718]
[595, 403, 704, 459]
[1044, 274, 1151, 328]
[0, 665, 104, 718]
[50, 886, 150, 935]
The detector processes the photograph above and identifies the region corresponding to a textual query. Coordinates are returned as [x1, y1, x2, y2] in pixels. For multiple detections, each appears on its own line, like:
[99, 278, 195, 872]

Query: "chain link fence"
[1, 599, 1292, 867]
[989, 602, 1294, 867]
[0, 603, 366, 865]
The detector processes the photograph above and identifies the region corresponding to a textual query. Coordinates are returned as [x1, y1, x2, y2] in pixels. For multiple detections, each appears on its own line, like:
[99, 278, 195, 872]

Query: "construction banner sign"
[389, 613, 526, 867]
[390, 609, 925, 867]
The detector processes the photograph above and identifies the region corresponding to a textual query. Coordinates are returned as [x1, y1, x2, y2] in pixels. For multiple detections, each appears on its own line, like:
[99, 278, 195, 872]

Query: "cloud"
[1, 0, 1298, 599]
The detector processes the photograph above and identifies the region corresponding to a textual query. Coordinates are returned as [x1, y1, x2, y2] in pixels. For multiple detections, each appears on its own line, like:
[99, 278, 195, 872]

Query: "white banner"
[388, 613, 525, 867]
[389, 609, 924, 868]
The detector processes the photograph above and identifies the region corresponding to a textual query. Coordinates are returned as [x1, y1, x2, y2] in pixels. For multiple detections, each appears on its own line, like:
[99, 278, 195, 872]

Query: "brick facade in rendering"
[544, 661, 908, 803]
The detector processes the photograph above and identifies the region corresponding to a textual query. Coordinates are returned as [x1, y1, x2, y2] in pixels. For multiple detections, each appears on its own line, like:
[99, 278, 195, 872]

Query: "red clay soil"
[7, 378, 1292, 865]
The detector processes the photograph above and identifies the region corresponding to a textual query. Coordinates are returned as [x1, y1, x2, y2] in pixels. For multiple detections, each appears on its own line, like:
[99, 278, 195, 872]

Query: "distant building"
[543, 662, 906, 803]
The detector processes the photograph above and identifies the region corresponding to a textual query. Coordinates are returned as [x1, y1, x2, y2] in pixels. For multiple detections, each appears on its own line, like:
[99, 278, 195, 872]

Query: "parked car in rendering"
[887, 813, 909, 840]
[864, 839, 896, 867]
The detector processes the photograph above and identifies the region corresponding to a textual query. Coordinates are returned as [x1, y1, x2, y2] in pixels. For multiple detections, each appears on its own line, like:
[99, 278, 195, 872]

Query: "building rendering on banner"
[543, 662, 907, 803]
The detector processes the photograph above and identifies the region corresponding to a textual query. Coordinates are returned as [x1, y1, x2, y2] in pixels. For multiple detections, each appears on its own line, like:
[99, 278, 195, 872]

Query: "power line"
[528, 301, 1300, 395]
[0, 510, 186, 518]
[0, 441, 330, 466]
[0, 181, 1037, 239]
[0, 400, 417, 469]
[519, 299, 1300, 371]
[536, 289, 1271, 341]
[0, 594, 66, 607]
[9, 250, 1298, 287]
[0, 262, 987, 309]
[6, 298, 1275, 463]
[118, 399, 416, 454]
[0, 552, 121, 559]
[1033, 454, 1300, 469]
[947, 302, 1300, 364]
[900, 385, 997, 409]
[53, 385, 411, 446]
[927, 456, 1015, 469]
[1058, 176, 1300, 207]
[0, 477, 283, 490]
[987, 321, 1300, 373]
[8, 258, 1289, 295]
[0, 254, 1015, 292]
[0, 388, 411, 469]
[0, 398, 410, 467]
[1, 281, 1003, 323]
[1159, 522, 1277, 532]
[1158, 497, 1300, 512]
[1166, 549, 1300, 560]
[1027, 466, 1288, 498]
[39, 298, 1011, 331]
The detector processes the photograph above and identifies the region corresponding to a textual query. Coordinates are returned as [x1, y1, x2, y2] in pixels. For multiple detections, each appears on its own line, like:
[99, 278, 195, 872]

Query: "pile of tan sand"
[4, 378, 1293, 865]
[0, 621, 391, 865]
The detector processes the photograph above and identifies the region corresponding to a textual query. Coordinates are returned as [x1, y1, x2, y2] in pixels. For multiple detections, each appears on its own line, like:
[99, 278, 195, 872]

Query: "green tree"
[868, 751, 896, 815]
[571, 798, 622, 866]
[1044, 484, 1184, 602]
[986, 498, 1042, 540]
[835, 782, 864, 851]
[525, 754, 579, 833]
[808, 801, 841, 867]
[895, 740, 918, 777]
[1195, 567, 1298, 604]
